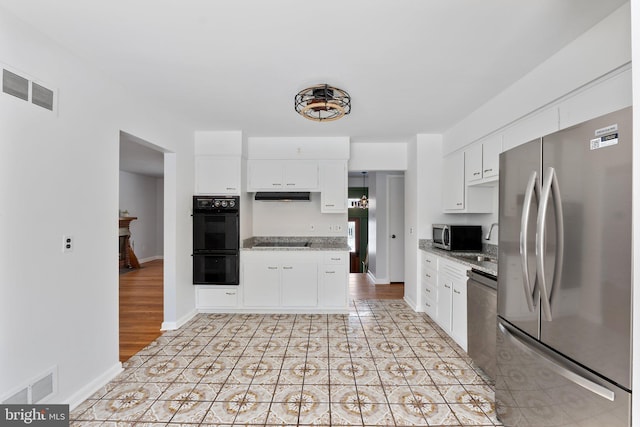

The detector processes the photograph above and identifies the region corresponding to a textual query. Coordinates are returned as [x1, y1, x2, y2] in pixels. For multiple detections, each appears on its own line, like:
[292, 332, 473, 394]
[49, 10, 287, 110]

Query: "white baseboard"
[367, 271, 391, 285]
[66, 362, 122, 410]
[161, 308, 197, 331]
[366, 271, 376, 284]
[138, 255, 163, 264]
[403, 295, 418, 311]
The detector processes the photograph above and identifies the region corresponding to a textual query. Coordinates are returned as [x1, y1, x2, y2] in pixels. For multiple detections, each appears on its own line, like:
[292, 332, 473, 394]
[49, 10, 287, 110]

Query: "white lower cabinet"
[241, 250, 347, 310]
[195, 286, 239, 308]
[243, 254, 281, 307]
[281, 262, 318, 307]
[420, 251, 438, 318]
[320, 252, 348, 308]
[420, 251, 470, 351]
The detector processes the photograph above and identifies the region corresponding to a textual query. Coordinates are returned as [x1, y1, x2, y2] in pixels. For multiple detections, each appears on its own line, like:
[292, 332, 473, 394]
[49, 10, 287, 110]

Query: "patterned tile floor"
[71, 300, 502, 426]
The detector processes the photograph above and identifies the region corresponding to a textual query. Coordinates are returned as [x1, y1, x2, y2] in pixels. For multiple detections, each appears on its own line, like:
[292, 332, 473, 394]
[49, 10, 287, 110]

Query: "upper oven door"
[193, 212, 239, 251]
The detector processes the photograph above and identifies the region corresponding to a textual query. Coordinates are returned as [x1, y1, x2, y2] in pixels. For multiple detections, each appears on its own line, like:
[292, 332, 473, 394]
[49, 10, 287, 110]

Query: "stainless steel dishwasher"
[467, 269, 497, 381]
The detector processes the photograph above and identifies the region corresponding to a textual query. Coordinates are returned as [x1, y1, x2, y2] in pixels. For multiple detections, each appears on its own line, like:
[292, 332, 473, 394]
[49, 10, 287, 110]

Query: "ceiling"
[0, 0, 627, 176]
[120, 132, 165, 178]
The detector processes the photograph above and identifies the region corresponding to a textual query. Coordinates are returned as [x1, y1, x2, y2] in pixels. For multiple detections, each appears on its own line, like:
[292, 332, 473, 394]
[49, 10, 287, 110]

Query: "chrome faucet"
[485, 223, 499, 240]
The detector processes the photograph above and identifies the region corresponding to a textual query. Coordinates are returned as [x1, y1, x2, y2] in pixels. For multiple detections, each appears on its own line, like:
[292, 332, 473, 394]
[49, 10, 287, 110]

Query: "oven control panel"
[194, 196, 239, 211]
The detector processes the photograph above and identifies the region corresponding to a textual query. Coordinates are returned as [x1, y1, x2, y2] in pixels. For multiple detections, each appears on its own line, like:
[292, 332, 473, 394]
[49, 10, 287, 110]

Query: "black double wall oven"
[192, 196, 239, 285]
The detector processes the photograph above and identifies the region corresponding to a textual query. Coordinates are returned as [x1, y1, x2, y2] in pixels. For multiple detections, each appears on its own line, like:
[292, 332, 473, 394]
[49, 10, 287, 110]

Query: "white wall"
[119, 171, 163, 262]
[443, 3, 632, 155]
[251, 195, 347, 237]
[0, 7, 196, 408]
[439, 3, 631, 244]
[349, 142, 408, 171]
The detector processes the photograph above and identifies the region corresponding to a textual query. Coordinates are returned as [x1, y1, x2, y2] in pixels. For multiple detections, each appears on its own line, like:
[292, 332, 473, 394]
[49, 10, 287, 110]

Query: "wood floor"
[118, 262, 404, 362]
[119, 259, 164, 362]
[349, 273, 405, 300]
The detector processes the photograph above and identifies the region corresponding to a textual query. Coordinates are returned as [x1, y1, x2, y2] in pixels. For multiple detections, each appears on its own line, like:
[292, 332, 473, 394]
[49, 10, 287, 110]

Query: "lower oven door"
[193, 253, 239, 285]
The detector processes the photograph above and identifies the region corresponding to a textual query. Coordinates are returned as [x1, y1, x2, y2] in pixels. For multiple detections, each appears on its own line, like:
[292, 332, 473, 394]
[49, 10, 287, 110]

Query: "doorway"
[348, 185, 368, 273]
[118, 131, 166, 361]
[388, 175, 405, 282]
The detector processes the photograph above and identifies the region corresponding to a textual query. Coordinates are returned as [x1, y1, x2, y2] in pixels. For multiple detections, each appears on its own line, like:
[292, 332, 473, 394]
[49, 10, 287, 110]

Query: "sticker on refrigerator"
[595, 124, 618, 137]
[590, 133, 618, 150]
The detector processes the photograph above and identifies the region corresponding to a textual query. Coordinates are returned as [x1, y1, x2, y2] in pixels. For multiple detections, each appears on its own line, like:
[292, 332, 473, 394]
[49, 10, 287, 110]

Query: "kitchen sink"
[456, 254, 498, 264]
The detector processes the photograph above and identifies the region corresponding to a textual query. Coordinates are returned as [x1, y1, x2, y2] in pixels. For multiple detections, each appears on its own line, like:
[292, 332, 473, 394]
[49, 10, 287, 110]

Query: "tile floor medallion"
[71, 300, 502, 426]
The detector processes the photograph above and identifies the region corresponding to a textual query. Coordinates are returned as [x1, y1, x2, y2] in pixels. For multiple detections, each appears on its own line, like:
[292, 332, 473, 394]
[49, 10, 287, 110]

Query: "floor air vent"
[2, 67, 56, 112]
[1, 368, 57, 404]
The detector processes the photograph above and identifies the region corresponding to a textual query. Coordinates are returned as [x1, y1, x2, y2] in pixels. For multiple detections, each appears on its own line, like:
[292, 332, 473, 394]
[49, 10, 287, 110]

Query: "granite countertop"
[419, 239, 498, 277]
[242, 236, 350, 251]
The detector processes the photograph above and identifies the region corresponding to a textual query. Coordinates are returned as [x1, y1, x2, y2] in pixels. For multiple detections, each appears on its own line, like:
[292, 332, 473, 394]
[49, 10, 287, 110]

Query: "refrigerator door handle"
[498, 319, 615, 402]
[520, 171, 540, 312]
[536, 167, 565, 322]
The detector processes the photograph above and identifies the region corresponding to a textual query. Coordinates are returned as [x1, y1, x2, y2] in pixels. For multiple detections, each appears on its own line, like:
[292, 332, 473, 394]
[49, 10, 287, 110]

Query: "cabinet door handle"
[425, 273, 431, 278]
[484, 168, 493, 173]
[267, 266, 278, 270]
[473, 172, 481, 176]
[454, 289, 461, 294]
[456, 203, 463, 206]
[425, 302, 431, 307]
[444, 284, 451, 289]
[330, 257, 341, 261]
[283, 266, 293, 270]
[272, 183, 282, 186]
[225, 292, 236, 296]
[325, 204, 335, 207]
[425, 259, 431, 263]
[325, 271, 336, 274]
[286, 183, 296, 186]
[425, 288, 431, 293]
[226, 187, 236, 190]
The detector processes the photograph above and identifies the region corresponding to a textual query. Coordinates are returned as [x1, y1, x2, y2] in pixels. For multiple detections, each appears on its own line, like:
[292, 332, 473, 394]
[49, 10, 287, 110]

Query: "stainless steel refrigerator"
[496, 106, 632, 427]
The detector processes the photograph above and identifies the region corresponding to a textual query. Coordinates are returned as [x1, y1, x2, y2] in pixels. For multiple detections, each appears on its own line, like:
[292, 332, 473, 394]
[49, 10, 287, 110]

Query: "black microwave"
[432, 224, 482, 251]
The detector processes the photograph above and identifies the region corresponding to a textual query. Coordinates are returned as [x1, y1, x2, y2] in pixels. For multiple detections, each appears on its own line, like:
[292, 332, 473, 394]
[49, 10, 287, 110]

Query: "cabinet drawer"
[439, 259, 469, 281]
[324, 252, 347, 264]
[421, 267, 437, 285]
[423, 295, 436, 317]
[421, 251, 438, 269]
[196, 287, 238, 308]
[422, 280, 436, 300]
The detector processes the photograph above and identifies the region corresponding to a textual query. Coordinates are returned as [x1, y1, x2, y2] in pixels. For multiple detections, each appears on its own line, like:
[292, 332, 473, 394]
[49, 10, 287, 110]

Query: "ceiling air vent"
[2, 69, 29, 101]
[2, 66, 56, 112]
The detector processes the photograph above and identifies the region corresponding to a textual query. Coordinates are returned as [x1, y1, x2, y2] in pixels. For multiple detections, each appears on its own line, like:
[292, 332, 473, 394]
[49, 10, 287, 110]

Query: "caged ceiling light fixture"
[294, 84, 351, 122]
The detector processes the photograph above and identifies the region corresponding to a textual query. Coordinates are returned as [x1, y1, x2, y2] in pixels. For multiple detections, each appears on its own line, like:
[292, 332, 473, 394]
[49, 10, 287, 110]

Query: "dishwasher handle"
[467, 269, 497, 290]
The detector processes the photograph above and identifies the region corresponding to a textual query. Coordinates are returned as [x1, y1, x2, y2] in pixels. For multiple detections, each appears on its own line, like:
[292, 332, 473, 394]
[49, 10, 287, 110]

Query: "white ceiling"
[120, 132, 165, 178]
[0, 0, 627, 175]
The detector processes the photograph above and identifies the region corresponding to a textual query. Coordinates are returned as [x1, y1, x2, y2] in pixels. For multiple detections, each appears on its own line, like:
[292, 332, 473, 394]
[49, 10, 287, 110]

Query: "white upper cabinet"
[443, 150, 494, 214]
[247, 159, 319, 191]
[194, 131, 242, 195]
[442, 151, 465, 211]
[320, 160, 347, 213]
[465, 135, 502, 185]
[195, 156, 241, 195]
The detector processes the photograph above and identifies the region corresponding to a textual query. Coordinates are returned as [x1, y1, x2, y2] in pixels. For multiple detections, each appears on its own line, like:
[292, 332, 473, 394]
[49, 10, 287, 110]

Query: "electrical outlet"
[309, 224, 316, 232]
[62, 235, 73, 253]
[334, 224, 343, 232]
